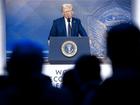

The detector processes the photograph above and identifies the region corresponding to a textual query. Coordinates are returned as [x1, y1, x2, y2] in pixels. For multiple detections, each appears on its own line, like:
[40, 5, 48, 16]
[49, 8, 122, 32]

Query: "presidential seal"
[61, 41, 77, 57]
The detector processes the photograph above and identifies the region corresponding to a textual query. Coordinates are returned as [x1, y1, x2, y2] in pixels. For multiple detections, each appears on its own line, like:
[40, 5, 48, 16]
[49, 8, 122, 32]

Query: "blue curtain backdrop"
[5, 0, 132, 58]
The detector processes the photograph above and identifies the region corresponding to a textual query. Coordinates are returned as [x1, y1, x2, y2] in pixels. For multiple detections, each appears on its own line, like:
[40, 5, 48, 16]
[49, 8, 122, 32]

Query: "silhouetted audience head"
[87, 23, 140, 105]
[4, 39, 73, 105]
[62, 68, 82, 95]
[62, 69, 78, 88]
[107, 22, 140, 68]
[6, 39, 44, 80]
[74, 55, 101, 83]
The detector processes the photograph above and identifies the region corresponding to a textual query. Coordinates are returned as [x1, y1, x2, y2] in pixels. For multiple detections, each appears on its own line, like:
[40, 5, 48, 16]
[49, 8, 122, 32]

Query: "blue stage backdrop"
[5, 0, 132, 59]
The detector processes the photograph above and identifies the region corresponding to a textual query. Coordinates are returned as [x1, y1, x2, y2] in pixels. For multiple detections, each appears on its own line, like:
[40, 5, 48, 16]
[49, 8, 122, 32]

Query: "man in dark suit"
[48, 3, 88, 40]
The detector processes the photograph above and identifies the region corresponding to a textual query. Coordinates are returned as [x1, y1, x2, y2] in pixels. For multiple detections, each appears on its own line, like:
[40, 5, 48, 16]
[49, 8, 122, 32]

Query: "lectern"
[48, 37, 90, 64]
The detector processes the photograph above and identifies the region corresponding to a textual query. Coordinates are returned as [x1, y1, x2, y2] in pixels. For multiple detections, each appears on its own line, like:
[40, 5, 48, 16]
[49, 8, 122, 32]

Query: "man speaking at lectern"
[48, 3, 88, 40]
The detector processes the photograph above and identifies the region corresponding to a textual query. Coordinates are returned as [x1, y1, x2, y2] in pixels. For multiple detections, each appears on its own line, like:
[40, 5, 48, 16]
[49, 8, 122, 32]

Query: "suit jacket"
[48, 17, 87, 40]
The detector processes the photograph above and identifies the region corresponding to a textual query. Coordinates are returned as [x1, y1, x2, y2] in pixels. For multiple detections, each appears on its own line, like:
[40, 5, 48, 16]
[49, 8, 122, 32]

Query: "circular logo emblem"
[61, 41, 77, 57]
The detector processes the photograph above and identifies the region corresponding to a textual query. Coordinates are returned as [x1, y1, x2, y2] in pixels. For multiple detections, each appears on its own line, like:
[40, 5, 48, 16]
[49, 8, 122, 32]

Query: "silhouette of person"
[62, 55, 102, 105]
[4, 39, 73, 105]
[91, 22, 140, 105]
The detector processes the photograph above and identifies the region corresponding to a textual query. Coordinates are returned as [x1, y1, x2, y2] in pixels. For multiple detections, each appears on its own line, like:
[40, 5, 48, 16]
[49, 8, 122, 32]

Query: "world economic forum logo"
[61, 41, 77, 57]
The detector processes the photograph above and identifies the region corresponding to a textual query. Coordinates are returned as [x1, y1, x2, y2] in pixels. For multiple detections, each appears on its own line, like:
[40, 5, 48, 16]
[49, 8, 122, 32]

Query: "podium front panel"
[48, 37, 90, 64]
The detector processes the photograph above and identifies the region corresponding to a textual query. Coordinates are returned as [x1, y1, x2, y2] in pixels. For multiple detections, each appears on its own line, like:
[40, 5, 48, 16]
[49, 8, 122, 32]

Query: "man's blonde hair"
[61, 3, 73, 12]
